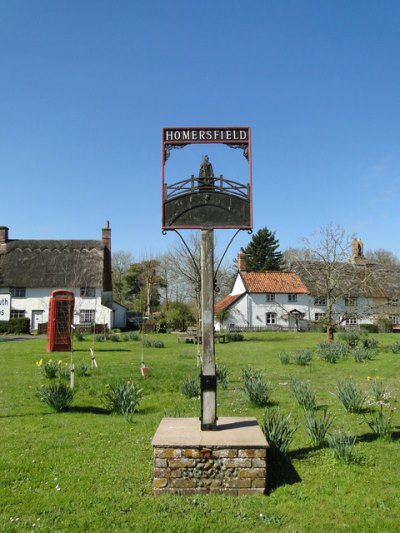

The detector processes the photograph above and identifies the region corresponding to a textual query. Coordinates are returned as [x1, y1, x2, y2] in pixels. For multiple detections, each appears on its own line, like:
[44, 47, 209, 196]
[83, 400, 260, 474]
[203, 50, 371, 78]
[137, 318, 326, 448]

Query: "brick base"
[152, 418, 268, 496]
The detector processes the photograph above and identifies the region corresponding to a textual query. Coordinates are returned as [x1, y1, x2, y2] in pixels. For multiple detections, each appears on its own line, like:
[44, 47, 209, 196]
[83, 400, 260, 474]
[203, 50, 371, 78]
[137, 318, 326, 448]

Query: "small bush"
[226, 333, 244, 342]
[352, 347, 374, 363]
[180, 376, 200, 399]
[338, 330, 360, 348]
[336, 380, 366, 413]
[77, 361, 91, 377]
[292, 349, 312, 366]
[95, 334, 106, 342]
[317, 342, 349, 363]
[143, 339, 153, 348]
[390, 341, 400, 354]
[0, 317, 30, 334]
[328, 430, 356, 463]
[37, 382, 74, 412]
[262, 409, 298, 456]
[241, 367, 273, 407]
[291, 379, 317, 411]
[37, 358, 69, 380]
[103, 381, 143, 416]
[278, 352, 291, 365]
[362, 337, 378, 350]
[74, 331, 85, 341]
[304, 407, 334, 447]
[216, 362, 229, 389]
[153, 340, 165, 348]
[109, 333, 121, 342]
[365, 405, 393, 441]
[129, 332, 140, 341]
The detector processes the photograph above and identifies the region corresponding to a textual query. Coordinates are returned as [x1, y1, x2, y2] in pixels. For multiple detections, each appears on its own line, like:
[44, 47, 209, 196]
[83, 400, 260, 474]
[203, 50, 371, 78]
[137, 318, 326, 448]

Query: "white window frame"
[346, 317, 358, 325]
[80, 310, 95, 323]
[345, 297, 357, 307]
[266, 312, 277, 325]
[288, 294, 297, 302]
[80, 287, 96, 298]
[10, 287, 26, 298]
[314, 313, 326, 321]
[11, 309, 26, 318]
[314, 296, 326, 306]
[265, 293, 275, 302]
[389, 315, 400, 325]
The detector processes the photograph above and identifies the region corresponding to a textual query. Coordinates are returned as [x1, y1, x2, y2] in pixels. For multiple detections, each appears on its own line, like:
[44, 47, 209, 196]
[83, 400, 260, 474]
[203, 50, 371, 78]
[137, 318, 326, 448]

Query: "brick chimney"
[238, 249, 247, 272]
[0, 226, 9, 244]
[351, 238, 366, 265]
[102, 221, 113, 293]
[102, 221, 111, 253]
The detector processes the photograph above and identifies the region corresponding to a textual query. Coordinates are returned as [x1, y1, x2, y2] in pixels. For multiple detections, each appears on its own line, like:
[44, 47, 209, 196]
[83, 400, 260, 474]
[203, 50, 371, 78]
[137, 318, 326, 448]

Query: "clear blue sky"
[1, 0, 399, 262]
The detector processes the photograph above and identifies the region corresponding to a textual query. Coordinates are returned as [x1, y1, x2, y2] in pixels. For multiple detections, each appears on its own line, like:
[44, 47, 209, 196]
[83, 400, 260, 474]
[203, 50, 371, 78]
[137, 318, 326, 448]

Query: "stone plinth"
[152, 417, 268, 495]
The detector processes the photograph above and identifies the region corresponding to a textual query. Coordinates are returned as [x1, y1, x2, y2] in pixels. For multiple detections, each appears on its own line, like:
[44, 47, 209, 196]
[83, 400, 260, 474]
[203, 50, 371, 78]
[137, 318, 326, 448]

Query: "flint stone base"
[152, 417, 268, 496]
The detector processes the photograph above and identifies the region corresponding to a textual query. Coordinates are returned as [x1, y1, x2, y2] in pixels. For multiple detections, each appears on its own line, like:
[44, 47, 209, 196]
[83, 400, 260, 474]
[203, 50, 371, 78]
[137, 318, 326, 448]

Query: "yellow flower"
[376, 376, 380, 380]
[367, 376, 371, 381]
[36, 359, 43, 368]
[58, 360, 63, 365]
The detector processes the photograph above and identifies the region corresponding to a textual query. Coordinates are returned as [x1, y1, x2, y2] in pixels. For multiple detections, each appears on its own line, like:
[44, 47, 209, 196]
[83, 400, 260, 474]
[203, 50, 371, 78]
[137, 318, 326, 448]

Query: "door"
[32, 310, 44, 330]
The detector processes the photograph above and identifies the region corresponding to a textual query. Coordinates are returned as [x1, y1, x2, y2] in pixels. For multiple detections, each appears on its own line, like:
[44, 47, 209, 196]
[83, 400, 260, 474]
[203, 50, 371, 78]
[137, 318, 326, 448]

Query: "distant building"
[215, 242, 400, 331]
[0, 223, 126, 331]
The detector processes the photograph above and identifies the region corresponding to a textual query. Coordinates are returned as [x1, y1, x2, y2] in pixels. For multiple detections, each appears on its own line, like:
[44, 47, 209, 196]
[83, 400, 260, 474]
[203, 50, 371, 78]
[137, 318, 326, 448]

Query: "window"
[288, 294, 297, 302]
[266, 313, 276, 325]
[346, 317, 358, 325]
[345, 297, 357, 307]
[314, 313, 326, 322]
[10, 287, 26, 298]
[314, 296, 326, 306]
[389, 315, 400, 325]
[80, 310, 95, 323]
[265, 293, 275, 302]
[80, 287, 95, 298]
[11, 310, 25, 318]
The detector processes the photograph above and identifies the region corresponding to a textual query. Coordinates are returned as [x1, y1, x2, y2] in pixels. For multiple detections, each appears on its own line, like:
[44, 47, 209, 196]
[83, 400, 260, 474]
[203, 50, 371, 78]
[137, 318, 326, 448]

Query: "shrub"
[317, 342, 348, 363]
[0, 317, 31, 334]
[362, 337, 378, 350]
[292, 349, 312, 366]
[304, 407, 334, 447]
[103, 381, 143, 416]
[360, 323, 379, 333]
[365, 405, 393, 441]
[262, 409, 298, 456]
[375, 318, 393, 333]
[180, 376, 200, 399]
[95, 334, 106, 342]
[241, 367, 273, 407]
[37, 358, 69, 380]
[37, 382, 74, 412]
[336, 380, 366, 413]
[226, 332, 244, 342]
[390, 341, 400, 354]
[74, 331, 85, 341]
[328, 430, 356, 463]
[143, 339, 153, 348]
[109, 333, 121, 342]
[338, 330, 360, 348]
[129, 332, 140, 341]
[352, 347, 374, 363]
[291, 379, 317, 411]
[216, 362, 229, 389]
[153, 340, 165, 348]
[77, 361, 91, 377]
[278, 352, 291, 365]
[369, 377, 387, 402]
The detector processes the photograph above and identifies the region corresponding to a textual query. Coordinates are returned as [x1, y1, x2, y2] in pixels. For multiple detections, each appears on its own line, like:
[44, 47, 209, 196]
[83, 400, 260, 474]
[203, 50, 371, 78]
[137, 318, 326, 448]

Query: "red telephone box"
[47, 290, 75, 352]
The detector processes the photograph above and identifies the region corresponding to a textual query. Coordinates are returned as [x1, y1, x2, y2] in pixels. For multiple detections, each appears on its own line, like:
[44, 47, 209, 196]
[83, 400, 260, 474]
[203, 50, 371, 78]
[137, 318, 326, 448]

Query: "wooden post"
[200, 229, 217, 430]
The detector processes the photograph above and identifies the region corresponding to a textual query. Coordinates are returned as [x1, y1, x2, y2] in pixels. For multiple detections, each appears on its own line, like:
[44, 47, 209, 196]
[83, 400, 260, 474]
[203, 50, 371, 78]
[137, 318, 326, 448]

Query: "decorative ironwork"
[226, 143, 249, 160]
[164, 175, 249, 201]
[164, 143, 188, 162]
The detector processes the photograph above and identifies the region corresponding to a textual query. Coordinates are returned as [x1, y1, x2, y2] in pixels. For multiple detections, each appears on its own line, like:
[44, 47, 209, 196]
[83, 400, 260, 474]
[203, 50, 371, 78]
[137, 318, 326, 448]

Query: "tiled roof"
[214, 293, 244, 313]
[240, 271, 309, 294]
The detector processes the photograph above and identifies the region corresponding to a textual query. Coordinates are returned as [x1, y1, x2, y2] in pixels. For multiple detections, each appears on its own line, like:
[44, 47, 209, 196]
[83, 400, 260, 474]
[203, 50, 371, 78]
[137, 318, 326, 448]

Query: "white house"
[0, 223, 126, 331]
[215, 246, 400, 331]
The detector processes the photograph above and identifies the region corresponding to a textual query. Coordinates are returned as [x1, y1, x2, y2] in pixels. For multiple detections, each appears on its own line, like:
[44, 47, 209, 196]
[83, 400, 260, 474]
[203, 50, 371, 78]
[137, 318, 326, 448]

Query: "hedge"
[0, 318, 30, 334]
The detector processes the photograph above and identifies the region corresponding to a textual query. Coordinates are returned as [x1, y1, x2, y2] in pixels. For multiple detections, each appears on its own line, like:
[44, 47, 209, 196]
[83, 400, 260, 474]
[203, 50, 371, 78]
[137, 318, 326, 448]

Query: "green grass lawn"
[1, 331, 399, 532]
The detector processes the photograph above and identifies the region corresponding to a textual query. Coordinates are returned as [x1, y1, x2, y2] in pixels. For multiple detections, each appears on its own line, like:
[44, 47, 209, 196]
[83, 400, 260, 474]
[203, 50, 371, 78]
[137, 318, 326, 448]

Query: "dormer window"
[80, 287, 95, 298]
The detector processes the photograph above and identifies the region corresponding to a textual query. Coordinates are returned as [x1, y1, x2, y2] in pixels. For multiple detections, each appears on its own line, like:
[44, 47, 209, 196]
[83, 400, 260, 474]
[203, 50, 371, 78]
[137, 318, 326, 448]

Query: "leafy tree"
[112, 251, 134, 305]
[125, 259, 166, 315]
[243, 227, 283, 271]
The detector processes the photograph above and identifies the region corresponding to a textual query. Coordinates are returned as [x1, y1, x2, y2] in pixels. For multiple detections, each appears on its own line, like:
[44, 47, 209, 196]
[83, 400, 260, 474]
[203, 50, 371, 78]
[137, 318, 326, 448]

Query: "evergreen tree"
[243, 228, 283, 271]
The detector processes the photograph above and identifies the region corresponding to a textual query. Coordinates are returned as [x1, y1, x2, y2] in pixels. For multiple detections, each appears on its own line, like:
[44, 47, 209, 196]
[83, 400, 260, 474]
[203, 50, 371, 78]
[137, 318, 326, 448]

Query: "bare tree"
[293, 225, 371, 341]
[112, 250, 134, 305]
[365, 248, 400, 265]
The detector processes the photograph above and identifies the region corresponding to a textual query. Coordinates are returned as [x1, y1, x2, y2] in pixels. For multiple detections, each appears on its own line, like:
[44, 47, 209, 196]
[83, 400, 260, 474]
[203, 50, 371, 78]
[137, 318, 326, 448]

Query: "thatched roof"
[0, 239, 105, 288]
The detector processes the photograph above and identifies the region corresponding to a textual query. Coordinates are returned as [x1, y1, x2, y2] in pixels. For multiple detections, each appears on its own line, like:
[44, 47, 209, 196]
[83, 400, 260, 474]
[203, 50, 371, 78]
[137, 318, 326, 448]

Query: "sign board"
[0, 294, 11, 321]
[162, 126, 252, 230]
